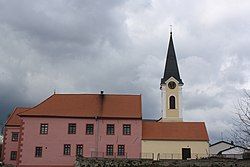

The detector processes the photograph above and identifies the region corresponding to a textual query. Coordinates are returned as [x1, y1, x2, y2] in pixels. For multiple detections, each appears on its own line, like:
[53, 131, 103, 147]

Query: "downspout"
[95, 116, 99, 156]
[95, 90, 104, 157]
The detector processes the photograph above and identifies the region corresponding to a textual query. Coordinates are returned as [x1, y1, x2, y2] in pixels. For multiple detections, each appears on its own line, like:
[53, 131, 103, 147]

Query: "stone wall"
[75, 157, 250, 167]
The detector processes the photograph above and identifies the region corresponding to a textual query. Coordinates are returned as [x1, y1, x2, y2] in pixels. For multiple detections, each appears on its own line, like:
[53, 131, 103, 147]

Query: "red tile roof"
[142, 121, 209, 141]
[5, 107, 29, 126]
[19, 94, 142, 119]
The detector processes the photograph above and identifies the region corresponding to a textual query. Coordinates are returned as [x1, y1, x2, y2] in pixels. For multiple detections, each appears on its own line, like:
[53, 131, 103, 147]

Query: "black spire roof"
[161, 32, 183, 85]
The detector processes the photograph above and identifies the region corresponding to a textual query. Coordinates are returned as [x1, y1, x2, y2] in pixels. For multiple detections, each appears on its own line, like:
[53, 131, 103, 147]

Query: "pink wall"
[19, 117, 142, 166]
[97, 119, 141, 158]
[3, 127, 20, 166]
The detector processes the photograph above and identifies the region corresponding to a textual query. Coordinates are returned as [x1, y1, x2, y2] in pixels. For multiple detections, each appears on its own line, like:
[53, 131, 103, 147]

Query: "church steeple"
[161, 32, 183, 85]
[160, 30, 184, 122]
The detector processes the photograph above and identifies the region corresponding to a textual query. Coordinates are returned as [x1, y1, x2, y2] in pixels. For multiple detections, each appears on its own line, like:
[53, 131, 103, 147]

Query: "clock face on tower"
[168, 81, 176, 89]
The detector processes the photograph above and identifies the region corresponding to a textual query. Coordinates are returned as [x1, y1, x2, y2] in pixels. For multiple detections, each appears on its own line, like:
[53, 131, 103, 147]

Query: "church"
[142, 32, 209, 160]
[2, 32, 209, 166]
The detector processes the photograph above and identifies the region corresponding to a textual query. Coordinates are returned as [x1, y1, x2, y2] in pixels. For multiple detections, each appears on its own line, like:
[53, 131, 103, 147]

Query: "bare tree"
[232, 90, 250, 148]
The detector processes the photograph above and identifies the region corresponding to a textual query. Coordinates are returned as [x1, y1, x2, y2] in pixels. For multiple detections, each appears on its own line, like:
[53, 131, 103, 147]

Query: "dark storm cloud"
[0, 0, 132, 129]
[0, 0, 250, 143]
[0, 0, 129, 60]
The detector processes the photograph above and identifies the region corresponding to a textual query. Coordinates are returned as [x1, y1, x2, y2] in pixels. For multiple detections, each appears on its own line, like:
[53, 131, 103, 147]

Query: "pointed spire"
[161, 31, 183, 85]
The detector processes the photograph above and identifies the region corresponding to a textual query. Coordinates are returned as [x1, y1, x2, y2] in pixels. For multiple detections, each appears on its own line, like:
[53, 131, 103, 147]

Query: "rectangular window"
[40, 124, 48, 134]
[10, 151, 17, 160]
[35, 147, 42, 157]
[118, 145, 125, 156]
[11, 132, 19, 141]
[64, 144, 71, 155]
[106, 145, 113, 156]
[76, 144, 83, 156]
[68, 123, 76, 134]
[123, 124, 131, 135]
[106, 124, 115, 135]
[86, 124, 94, 135]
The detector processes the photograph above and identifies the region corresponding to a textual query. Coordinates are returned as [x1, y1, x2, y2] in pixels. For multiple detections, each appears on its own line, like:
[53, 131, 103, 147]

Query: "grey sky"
[0, 0, 250, 143]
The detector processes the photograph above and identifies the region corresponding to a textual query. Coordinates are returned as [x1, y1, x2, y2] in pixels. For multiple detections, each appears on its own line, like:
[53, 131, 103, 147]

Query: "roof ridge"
[54, 93, 141, 96]
[212, 141, 250, 150]
[210, 140, 234, 147]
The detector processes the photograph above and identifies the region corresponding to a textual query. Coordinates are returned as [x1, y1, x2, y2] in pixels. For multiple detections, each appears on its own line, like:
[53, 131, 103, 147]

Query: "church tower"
[160, 31, 184, 122]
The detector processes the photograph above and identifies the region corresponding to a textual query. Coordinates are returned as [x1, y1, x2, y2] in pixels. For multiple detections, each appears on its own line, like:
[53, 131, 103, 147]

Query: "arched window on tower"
[169, 96, 175, 109]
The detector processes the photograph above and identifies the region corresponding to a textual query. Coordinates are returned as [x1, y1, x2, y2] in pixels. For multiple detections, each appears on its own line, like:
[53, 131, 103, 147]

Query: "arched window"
[169, 96, 175, 109]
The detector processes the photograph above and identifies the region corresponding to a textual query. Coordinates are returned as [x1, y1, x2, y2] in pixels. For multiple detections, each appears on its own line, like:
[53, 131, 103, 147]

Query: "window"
[68, 123, 76, 134]
[11, 132, 19, 141]
[123, 124, 131, 135]
[86, 124, 94, 135]
[106, 124, 115, 135]
[118, 145, 125, 156]
[64, 144, 71, 155]
[10, 151, 17, 160]
[76, 144, 83, 156]
[40, 124, 48, 134]
[35, 147, 42, 157]
[106, 145, 113, 156]
[169, 96, 175, 109]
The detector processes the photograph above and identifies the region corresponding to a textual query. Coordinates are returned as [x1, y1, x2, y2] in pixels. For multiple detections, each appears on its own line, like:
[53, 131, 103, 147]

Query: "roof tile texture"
[6, 107, 29, 126]
[19, 94, 142, 118]
[142, 121, 209, 141]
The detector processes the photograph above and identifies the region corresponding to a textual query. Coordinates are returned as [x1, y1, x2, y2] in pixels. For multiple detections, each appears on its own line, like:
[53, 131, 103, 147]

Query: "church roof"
[19, 93, 142, 119]
[5, 107, 30, 126]
[142, 121, 209, 141]
[161, 32, 183, 85]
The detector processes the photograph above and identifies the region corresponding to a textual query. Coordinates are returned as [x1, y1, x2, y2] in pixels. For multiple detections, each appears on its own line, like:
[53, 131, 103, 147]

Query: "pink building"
[2, 108, 29, 166]
[3, 93, 142, 167]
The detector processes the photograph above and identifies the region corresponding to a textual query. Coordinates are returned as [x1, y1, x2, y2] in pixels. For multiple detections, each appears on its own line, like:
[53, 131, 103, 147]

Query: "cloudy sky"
[0, 0, 250, 142]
